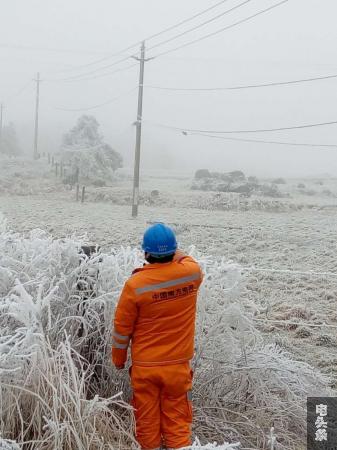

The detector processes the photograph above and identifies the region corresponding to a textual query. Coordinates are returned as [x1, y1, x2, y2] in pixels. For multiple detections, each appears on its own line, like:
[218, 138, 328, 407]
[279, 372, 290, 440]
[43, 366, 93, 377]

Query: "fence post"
[48, 153, 50, 164]
[55, 163, 59, 176]
[76, 184, 80, 202]
[52, 156, 54, 166]
[81, 186, 85, 203]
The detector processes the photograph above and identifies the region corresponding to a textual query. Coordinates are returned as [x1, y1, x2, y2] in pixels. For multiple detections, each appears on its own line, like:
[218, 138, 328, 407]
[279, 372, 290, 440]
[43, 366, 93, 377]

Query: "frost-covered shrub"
[195, 169, 212, 179]
[0, 438, 20, 450]
[60, 115, 123, 183]
[258, 183, 285, 198]
[0, 215, 331, 449]
[247, 176, 259, 185]
[272, 177, 286, 185]
[0, 156, 59, 196]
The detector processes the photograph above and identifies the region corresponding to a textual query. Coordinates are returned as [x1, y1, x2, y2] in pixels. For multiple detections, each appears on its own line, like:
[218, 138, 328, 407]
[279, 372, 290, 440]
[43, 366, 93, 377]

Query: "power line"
[150, 0, 289, 59]
[45, 62, 139, 83]
[55, 0, 233, 73]
[185, 132, 337, 149]
[147, 0, 253, 52]
[144, 73, 337, 91]
[141, 0, 233, 44]
[3, 80, 33, 105]
[54, 87, 138, 112]
[44, 1, 288, 82]
[0, 43, 112, 56]
[145, 118, 337, 134]
[47, 55, 135, 82]
[50, 0, 240, 81]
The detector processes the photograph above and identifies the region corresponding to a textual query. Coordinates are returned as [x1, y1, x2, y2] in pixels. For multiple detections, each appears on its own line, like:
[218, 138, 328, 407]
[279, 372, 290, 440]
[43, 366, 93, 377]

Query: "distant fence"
[45, 153, 86, 203]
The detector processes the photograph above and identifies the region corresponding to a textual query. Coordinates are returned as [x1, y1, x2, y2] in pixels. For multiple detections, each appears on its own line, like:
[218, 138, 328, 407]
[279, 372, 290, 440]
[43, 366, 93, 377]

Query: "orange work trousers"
[130, 363, 193, 450]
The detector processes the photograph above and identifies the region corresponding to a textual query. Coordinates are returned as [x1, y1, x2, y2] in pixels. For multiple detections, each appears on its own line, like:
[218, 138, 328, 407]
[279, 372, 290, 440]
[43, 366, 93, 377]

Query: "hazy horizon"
[1, 0, 337, 177]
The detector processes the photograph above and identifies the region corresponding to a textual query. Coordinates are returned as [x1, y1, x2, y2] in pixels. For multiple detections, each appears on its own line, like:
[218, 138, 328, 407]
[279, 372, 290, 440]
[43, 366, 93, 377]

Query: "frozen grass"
[0, 212, 332, 449]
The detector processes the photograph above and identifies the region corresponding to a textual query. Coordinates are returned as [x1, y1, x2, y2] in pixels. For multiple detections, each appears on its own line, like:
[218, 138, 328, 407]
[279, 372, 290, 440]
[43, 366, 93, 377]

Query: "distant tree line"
[0, 123, 21, 156]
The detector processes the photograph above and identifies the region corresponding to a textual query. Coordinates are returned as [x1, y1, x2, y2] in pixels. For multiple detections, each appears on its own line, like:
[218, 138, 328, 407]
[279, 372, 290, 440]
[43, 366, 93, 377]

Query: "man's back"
[113, 253, 203, 367]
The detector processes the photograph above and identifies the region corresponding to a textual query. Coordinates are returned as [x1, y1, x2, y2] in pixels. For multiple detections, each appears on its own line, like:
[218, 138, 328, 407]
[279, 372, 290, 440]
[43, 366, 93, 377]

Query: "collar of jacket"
[131, 254, 187, 275]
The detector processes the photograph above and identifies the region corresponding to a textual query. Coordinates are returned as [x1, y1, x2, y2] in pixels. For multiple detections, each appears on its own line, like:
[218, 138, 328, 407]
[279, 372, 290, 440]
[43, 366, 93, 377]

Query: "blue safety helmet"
[142, 223, 177, 257]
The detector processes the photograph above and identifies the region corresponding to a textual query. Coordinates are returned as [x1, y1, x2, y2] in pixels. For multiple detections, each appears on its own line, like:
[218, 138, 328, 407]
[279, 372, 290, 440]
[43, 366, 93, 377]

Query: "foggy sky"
[1, 0, 337, 177]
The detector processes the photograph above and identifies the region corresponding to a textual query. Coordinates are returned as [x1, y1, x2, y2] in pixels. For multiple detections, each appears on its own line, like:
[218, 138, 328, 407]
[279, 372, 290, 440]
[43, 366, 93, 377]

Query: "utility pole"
[131, 42, 146, 218]
[33, 72, 40, 160]
[0, 103, 3, 153]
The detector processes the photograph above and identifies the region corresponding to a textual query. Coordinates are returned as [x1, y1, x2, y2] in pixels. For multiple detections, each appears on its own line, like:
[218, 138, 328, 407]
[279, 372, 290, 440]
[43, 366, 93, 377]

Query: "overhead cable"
[150, 0, 289, 59]
[0, 43, 111, 55]
[54, 87, 138, 112]
[56, 0, 234, 73]
[3, 80, 33, 105]
[44, 1, 288, 82]
[147, 0, 253, 52]
[145, 118, 337, 134]
[185, 132, 337, 149]
[144, 73, 337, 91]
[47, 54, 135, 82]
[45, 62, 138, 83]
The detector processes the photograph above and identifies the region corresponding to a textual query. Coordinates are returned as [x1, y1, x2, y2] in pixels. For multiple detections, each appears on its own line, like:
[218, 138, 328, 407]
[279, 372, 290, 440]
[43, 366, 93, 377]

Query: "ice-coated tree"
[60, 115, 123, 181]
[0, 123, 21, 156]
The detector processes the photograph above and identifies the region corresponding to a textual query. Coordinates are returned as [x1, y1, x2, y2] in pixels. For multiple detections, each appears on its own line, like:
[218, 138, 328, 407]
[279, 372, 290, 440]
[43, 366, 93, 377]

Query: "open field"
[1, 159, 337, 448]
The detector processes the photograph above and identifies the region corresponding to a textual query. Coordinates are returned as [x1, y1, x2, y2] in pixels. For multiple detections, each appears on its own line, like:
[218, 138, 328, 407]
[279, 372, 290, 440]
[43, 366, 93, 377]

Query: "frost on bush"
[0, 219, 332, 449]
[60, 115, 123, 182]
[0, 438, 20, 450]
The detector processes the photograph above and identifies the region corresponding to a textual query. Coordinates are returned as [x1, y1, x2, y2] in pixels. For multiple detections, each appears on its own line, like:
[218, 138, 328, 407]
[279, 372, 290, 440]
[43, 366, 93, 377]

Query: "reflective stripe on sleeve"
[113, 340, 129, 350]
[135, 272, 200, 295]
[113, 330, 130, 341]
[187, 390, 192, 401]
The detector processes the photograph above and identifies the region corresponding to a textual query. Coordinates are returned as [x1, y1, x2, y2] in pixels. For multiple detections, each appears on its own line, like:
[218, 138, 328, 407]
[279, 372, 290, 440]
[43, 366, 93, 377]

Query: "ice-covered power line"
[144, 73, 337, 91]
[46, 55, 136, 82]
[150, 0, 289, 59]
[45, 62, 139, 83]
[54, 0, 233, 73]
[43, 1, 288, 83]
[185, 132, 337, 149]
[3, 80, 33, 105]
[145, 118, 337, 134]
[146, 0, 253, 53]
[45, 0, 288, 81]
[54, 87, 138, 112]
[0, 43, 111, 55]
[49, 0, 246, 82]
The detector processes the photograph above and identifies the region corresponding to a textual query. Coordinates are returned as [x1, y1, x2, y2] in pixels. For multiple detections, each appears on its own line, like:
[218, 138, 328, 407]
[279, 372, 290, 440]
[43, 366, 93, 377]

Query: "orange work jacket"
[112, 252, 203, 367]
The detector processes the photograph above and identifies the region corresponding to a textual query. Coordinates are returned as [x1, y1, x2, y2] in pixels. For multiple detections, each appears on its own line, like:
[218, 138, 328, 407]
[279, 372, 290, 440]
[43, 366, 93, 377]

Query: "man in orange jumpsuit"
[112, 223, 203, 449]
